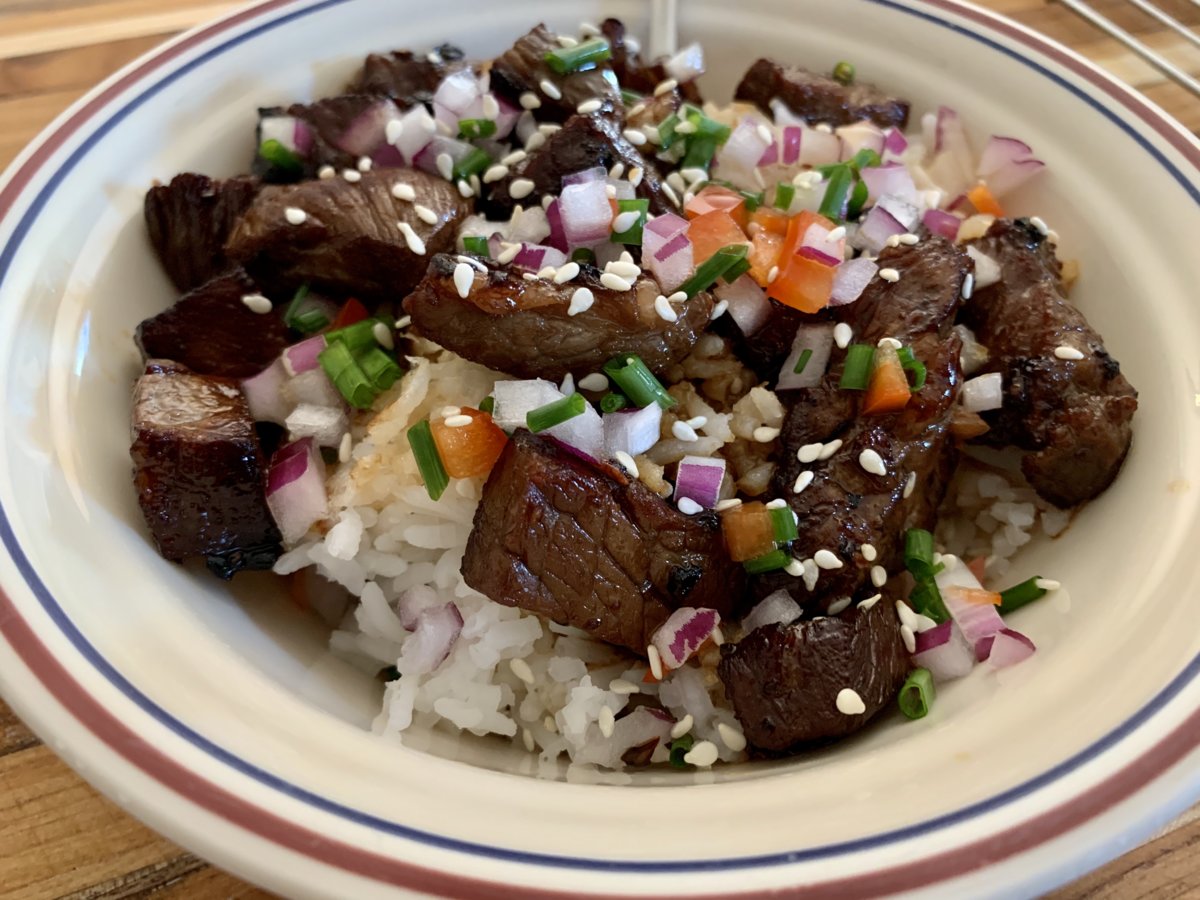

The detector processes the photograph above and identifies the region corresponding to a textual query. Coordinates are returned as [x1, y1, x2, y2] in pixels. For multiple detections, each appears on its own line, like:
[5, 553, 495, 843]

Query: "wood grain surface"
[0, 0, 1196, 897]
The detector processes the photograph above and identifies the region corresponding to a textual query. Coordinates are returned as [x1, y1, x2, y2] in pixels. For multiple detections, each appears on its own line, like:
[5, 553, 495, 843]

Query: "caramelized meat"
[404, 254, 712, 381]
[489, 24, 622, 123]
[718, 597, 910, 751]
[462, 431, 747, 653]
[135, 270, 290, 379]
[600, 18, 703, 104]
[735, 58, 910, 129]
[131, 362, 280, 578]
[348, 44, 469, 107]
[962, 219, 1137, 507]
[144, 173, 259, 292]
[226, 168, 470, 303]
[716, 300, 812, 383]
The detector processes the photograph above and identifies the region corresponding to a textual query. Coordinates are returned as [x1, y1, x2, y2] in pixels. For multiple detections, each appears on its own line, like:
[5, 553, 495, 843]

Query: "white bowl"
[1, 0, 1199, 896]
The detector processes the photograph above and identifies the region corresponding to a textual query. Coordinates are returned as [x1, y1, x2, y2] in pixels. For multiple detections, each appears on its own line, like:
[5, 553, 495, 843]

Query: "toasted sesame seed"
[284, 207, 307, 225]
[675, 120, 698, 136]
[436, 405, 461, 419]
[318, 165, 336, 180]
[549, 263, 578, 285]
[577, 98, 603, 115]
[827, 225, 847, 241]
[667, 714, 695, 741]
[559, 372, 575, 396]
[394, 315, 412, 330]
[717, 722, 747, 752]
[904, 471, 917, 498]
[678, 496, 703, 515]
[643, 124, 662, 144]
[445, 414, 473, 428]
[785, 558, 805, 577]
[793, 470, 814, 494]
[482, 164, 509, 184]
[817, 439, 843, 460]
[961, 272, 975, 300]
[509, 658, 535, 684]
[878, 336, 903, 350]
[814, 549, 843, 570]
[538, 78, 563, 100]
[879, 267, 900, 283]
[357, 156, 373, 173]
[913, 613, 938, 632]
[1036, 578, 1062, 590]
[606, 164, 625, 182]
[709, 299, 729, 320]
[621, 127, 648, 146]
[372, 321, 395, 350]
[605, 184, 618, 198]
[895, 601, 918, 630]
[544, 715, 557, 733]
[654, 77, 679, 96]
[766, 265, 780, 285]
[859, 448, 887, 476]
[390, 181, 417, 202]
[836, 688, 866, 715]
[684, 416, 708, 431]
[240, 293, 272, 314]
[627, 166, 645, 187]
[797, 443, 823, 463]
[755, 122, 774, 145]
[899, 233, 919, 245]
[862, 543, 877, 562]
[614, 451, 639, 479]
[654, 295, 679, 322]
[684, 739, 720, 768]
[399, 222, 426, 255]
[598, 704, 616, 738]
[765, 498, 788, 510]
[496, 242, 521, 264]
[525, 131, 546, 152]
[629, 102, 647, 117]
[606, 259, 641, 279]
[536, 265, 557, 280]
[500, 150, 528, 168]
[793, 170, 822, 188]
[815, 123, 833, 134]
[715, 498, 742, 512]
[338, 432, 352, 463]
[661, 181, 681, 207]
[871, 565, 888, 587]
[833, 322, 853, 349]
[522, 729, 536, 752]
[672, 421, 699, 442]
[885, 235, 901, 249]
[508, 178, 535, 200]
[522, 272, 538, 281]
[576, 373, 608, 394]
[342, 168, 363, 183]
[802, 558, 820, 590]
[753, 426, 781, 443]
[435, 152, 453, 180]
[858, 593, 881, 611]
[600, 272, 632, 291]
[568, 286, 595, 316]
[647, 644, 664, 680]
[1029, 215, 1050, 236]
[538, 123, 562, 135]
[519, 92, 542, 110]
[610, 678, 638, 695]
[409, 203, 436, 226]
[579, 20, 601, 36]
[457, 179, 474, 198]
[665, 291, 687, 304]
[456, 255, 487, 273]
[452, 262, 474, 298]
[1054, 345, 1085, 361]
[612, 211, 641, 234]
[900, 625, 916, 654]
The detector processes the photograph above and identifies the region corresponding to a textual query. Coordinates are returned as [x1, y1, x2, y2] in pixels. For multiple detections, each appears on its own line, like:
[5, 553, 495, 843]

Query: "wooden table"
[0, 0, 1197, 896]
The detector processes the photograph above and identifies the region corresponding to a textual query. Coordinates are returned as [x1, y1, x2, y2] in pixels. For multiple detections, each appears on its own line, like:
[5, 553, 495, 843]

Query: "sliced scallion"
[819, 166, 854, 221]
[904, 528, 937, 581]
[407, 420, 449, 500]
[897, 346, 928, 391]
[898, 668, 935, 719]
[453, 147, 492, 181]
[462, 235, 490, 257]
[611, 198, 649, 245]
[839, 344, 875, 390]
[457, 118, 497, 140]
[681, 135, 719, 171]
[656, 113, 683, 150]
[775, 182, 796, 211]
[685, 107, 732, 143]
[358, 347, 403, 392]
[769, 506, 799, 544]
[847, 148, 882, 172]
[722, 254, 752, 284]
[284, 284, 330, 334]
[998, 576, 1048, 615]
[793, 348, 814, 375]
[668, 733, 695, 768]
[571, 247, 596, 265]
[620, 88, 644, 106]
[600, 392, 629, 413]
[318, 342, 376, 409]
[909, 578, 950, 624]
[478, 396, 495, 414]
[848, 176, 869, 219]
[327, 319, 381, 354]
[744, 548, 792, 574]
[602, 355, 676, 409]
[544, 37, 611, 75]
[258, 139, 303, 176]
[676, 244, 750, 298]
[526, 392, 587, 433]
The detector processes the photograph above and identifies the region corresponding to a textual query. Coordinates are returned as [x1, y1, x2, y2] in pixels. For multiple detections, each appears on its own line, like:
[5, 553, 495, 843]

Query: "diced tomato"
[430, 408, 509, 478]
[748, 228, 785, 287]
[968, 182, 1005, 217]
[768, 252, 836, 312]
[720, 501, 776, 562]
[688, 209, 749, 266]
[780, 210, 836, 259]
[685, 184, 748, 229]
[331, 298, 369, 329]
[749, 206, 789, 236]
[862, 345, 912, 415]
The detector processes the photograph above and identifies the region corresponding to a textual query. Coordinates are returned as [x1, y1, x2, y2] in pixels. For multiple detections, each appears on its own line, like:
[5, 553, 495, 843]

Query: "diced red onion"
[545, 400, 604, 459]
[653, 230, 690, 263]
[491, 379, 564, 431]
[943, 587, 1006, 647]
[491, 94, 521, 140]
[241, 358, 291, 425]
[912, 620, 976, 682]
[797, 245, 840, 267]
[544, 200, 568, 252]
[388, 105, 436, 165]
[511, 242, 568, 271]
[282, 335, 327, 376]
[266, 437, 328, 544]
[395, 584, 443, 631]
[836, 120, 884, 159]
[562, 165, 607, 188]
[854, 204, 906, 254]
[607, 177, 636, 201]
[507, 205, 552, 245]
[757, 139, 779, 167]
[433, 69, 483, 129]
[962, 372, 1003, 412]
[830, 258, 879, 306]
[651, 607, 721, 670]
[293, 119, 314, 156]
[985, 158, 1046, 198]
[882, 127, 908, 157]
[923, 208, 962, 241]
[607, 707, 673, 766]
[782, 126, 802, 165]
[285, 403, 348, 448]
[801, 221, 843, 259]
[714, 274, 771, 336]
[741, 590, 802, 634]
[859, 164, 918, 206]
[926, 149, 974, 200]
[644, 232, 694, 293]
[981, 628, 1037, 668]
[716, 118, 773, 179]
[413, 134, 476, 177]
[259, 115, 310, 156]
[977, 136, 1035, 177]
[777, 323, 835, 389]
[559, 179, 613, 246]
[603, 403, 662, 457]
[798, 125, 842, 166]
[664, 42, 704, 82]
[643, 212, 690, 260]
[877, 195, 921, 231]
[965, 245, 1002, 289]
[337, 98, 402, 156]
[282, 368, 343, 410]
[371, 142, 405, 167]
[399, 602, 463, 675]
[675, 456, 726, 509]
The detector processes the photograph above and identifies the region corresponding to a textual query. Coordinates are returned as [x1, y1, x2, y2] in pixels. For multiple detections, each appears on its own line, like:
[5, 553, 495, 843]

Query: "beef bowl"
[1, 0, 1199, 897]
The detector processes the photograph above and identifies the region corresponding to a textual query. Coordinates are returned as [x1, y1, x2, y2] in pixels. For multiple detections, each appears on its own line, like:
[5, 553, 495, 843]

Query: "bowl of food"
[1, 0, 1198, 895]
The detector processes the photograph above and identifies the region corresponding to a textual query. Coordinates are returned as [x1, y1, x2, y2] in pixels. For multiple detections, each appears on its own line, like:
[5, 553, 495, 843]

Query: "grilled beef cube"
[715, 300, 813, 383]
[144, 173, 259, 293]
[131, 362, 281, 578]
[484, 114, 674, 217]
[135, 270, 291, 379]
[348, 45, 469, 107]
[462, 431, 747, 654]
[404, 254, 712, 381]
[226, 168, 470, 303]
[962, 219, 1137, 507]
[490, 24, 622, 124]
[735, 58, 910, 129]
[718, 596, 910, 751]
[768, 237, 971, 610]
[600, 18, 703, 105]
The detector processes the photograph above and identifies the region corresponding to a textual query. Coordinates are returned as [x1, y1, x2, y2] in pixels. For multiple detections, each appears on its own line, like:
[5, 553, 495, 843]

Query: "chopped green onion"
[358, 347, 403, 392]
[793, 348, 814, 375]
[774, 182, 796, 211]
[681, 135, 720, 171]
[407, 420, 449, 501]
[769, 506, 799, 544]
[544, 37, 611, 75]
[318, 342, 376, 409]
[904, 529, 937, 581]
[457, 118, 497, 140]
[848, 176, 869, 220]
[898, 668, 935, 719]
[744, 548, 792, 574]
[848, 148, 882, 172]
[819, 166, 854, 221]
[599, 392, 629, 413]
[611, 198, 649, 245]
[676, 244, 750, 298]
[909, 578, 950, 624]
[284, 284, 330, 334]
[257, 139, 303, 176]
[461, 235, 490, 257]
[722, 254, 752, 284]
[453, 147, 492, 181]
[897, 346, 928, 391]
[839, 344, 875, 390]
[656, 113, 683, 150]
[685, 107, 732, 143]
[571, 247, 596, 265]
[326, 319, 381, 354]
[478, 396, 495, 414]
[832, 61, 856, 85]
[620, 88, 645, 106]
[998, 576, 1048, 615]
[602, 355, 677, 409]
[526, 392, 587, 433]
[668, 733, 695, 768]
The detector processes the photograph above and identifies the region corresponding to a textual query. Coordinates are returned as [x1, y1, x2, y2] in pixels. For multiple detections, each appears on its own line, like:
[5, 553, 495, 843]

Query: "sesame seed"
[871, 565, 888, 587]
[482, 164, 509, 184]
[797, 443, 823, 463]
[437, 405, 462, 419]
[1029, 215, 1050, 235]
[284, 207, 307, 225]
[525, 131, 546, 152]
[457, 180, 474, 198]
[627, 166, 645, 187]
[904, 471, 917, 498]
[509, 178, 536, 200]
[833, 322, 853, 349]
[579, 20, 601, 36]
[568, 287, 595, 316]
[372, 321, 394, 350]
[399, 222, 426, 255]
[709, 299, 729, 320]
[456, 255, 487, 272]
[607, 259, 641, 279]
[605, 184, 618, 198]
[765, 498, 788, 510]
[537, 78, 563, 100]
[654, 77, 679, 97]
[672, 421, 699, 442]
[785, 558, 804, 577]
[452, 262, 474, 298]
[643, 125, 662, 144]
[678, 497, 703, 515]
[1054, 345, 1085, 361]
[391, 181, 416, 202]
[608, 163, 626, 181]
[793, 470, 814, 494]
[548, 263, 578, 286]
[753, 426, 781, 443]
[544, 715, 557, 733]
[675, 120, 699, 137]
[470, 173, 482, 194]
[793, 171, 822, 188]
[519, 92, 541, 110]
[240, 293, 272, 314]
[767, 265, 780, 284]
[654, 295, 679, 322]
[318, 165, 336, 180]
[357, 156, 373, 173]
[802, 558, 820, 590]
[598, 705, 616, 738]
[610, 678, 638, 695]
[899, 233, 919, 245]
[879, 267, 900, 283]
[836, 688, 866, 715]
[823, 597, 850, 617]
[862, 543, 877, 562]
[900, 625, 916, 654]
[394, 315, 412, 330]
[509, 658, 535, 684]
[859, 448, 887, 476]
[612, 211, 641, 234]
[662, 181, 681, 206]
[444, 414, 473, 428]
[717, 722, 747, 752]
[814, 549, 843, 570]
[500, 150, 528, 168]
[683, 739, 720, 768]
[755, 122, 774, 145]
[341, 168, 363, 183]
[914, 613, 938, 632]
[522, 729, 536, 752]
[556, 34, 579, 48]
[522, 272, 539, 282]
[577, 98, 603, 115]
[895, 601, 918, 630]
[961, 272, 975, 300]
[560, 372, 575, 395]
[576, 373, 608, 395]
[715, 498, 742, 512]
[685, 416, 707, 430]
[435, 153, 453, 180]
[818, 439, 843, 460]
[666, 172, 687, 196]
[858, 593, 881, 611]
[815, 123, 833, 134]
[647, 644, 664, 680]
[410, 203, 437, 225]
[496, 242, 521, 264]
[600, 272, 632, 292]
[1036, 578, 1062, 590]
[614, 450, 639, 479]
[338, 432, 352, 463]
[629, 102, 647, 116]
[885, 235, 901, 248]
[827, 225, 847, 241]
[878, 336, 902, 350]
[668, 291, 688, 304]
[622, 128, 648, 146]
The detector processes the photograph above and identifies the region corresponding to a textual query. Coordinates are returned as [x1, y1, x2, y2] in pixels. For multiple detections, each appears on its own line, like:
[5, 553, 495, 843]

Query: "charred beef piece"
[253, 95, 402, 183]
[462, 431, 747, 653]
[404, 254, 712, 381]
[131, 362, 281, 578]
[226, 168, 470, 303]
[600, 18, 703, 105]
[715, 300, 812, 383]
[348, 44, 468, 107]
[489, 24, 623, 124]
[135, 270, 291, 379]
[962, 219, 1137, 507]
[769, 237, 971, 610]
[718, 596, 910, 751]
[735, 58, 910, 129]
[144, 173, 260, 293]
[483, 113, 674, 217]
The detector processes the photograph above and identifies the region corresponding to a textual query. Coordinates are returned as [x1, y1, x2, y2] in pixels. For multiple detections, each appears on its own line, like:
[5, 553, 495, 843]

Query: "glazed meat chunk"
[348, 44, 469, 107]
[735, 58, 910, 128]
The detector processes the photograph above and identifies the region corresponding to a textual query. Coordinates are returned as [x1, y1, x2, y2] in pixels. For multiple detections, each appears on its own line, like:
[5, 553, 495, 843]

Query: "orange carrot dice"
[431, 408, 509, 478]
[720, 501, 776, 562]
[688, 209, 750, 266]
